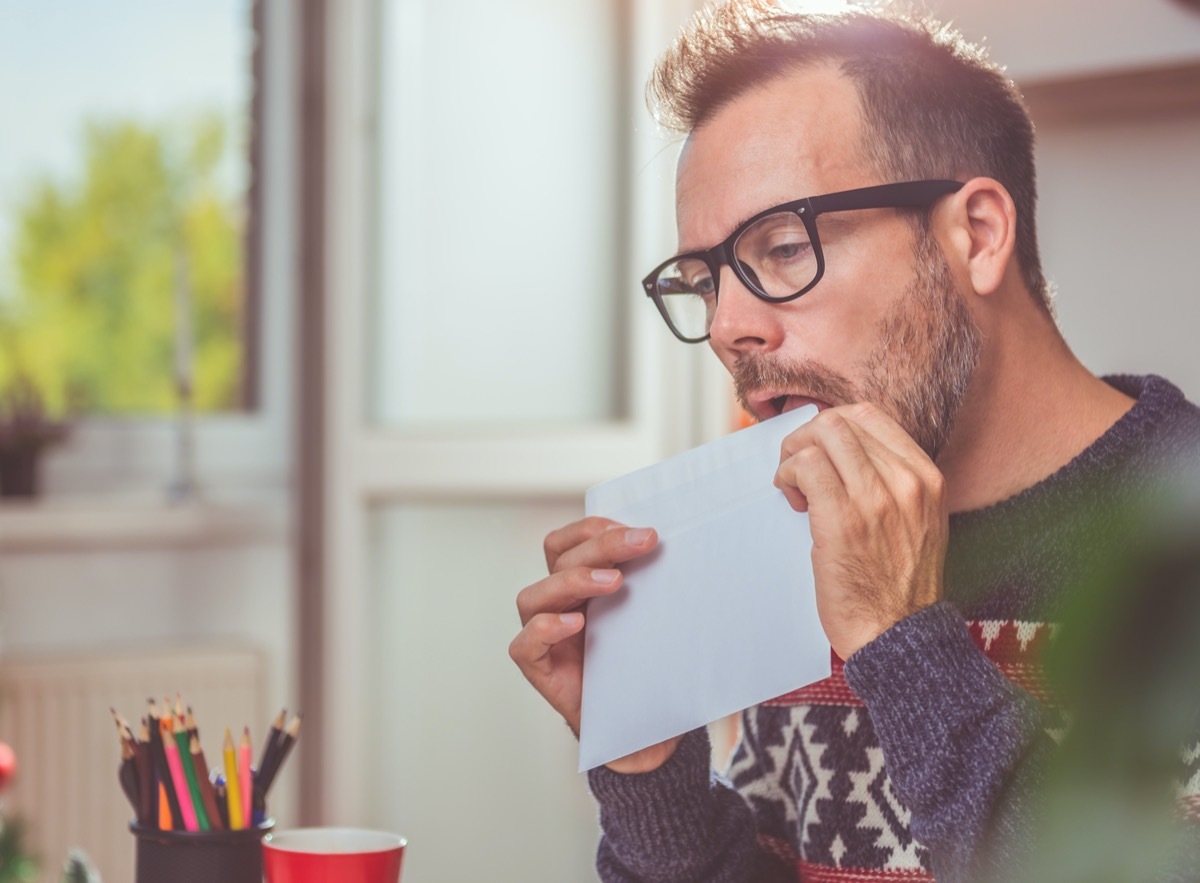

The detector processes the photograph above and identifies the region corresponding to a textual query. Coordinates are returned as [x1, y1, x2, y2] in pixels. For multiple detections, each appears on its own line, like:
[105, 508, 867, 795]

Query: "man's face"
[674, 64, 980, 459]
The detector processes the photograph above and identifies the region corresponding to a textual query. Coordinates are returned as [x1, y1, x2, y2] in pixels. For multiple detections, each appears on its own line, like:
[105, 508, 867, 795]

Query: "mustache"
[732, 354, 858, 416]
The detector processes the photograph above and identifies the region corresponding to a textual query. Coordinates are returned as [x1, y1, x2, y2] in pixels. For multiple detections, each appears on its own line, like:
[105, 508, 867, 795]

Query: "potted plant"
[0, 375, 71, 498]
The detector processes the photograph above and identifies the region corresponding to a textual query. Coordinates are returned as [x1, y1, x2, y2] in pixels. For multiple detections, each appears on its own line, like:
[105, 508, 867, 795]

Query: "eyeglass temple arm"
[807, 179, 964, 214]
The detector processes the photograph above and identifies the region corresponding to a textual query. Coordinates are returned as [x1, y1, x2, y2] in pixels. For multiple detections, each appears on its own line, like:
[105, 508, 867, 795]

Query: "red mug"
[263, 828, 406, 883]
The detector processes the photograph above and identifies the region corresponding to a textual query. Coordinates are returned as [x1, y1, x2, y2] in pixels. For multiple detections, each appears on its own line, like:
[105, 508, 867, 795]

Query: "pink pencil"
[161, 718, 200, 831]
[238, 726, 253, 825]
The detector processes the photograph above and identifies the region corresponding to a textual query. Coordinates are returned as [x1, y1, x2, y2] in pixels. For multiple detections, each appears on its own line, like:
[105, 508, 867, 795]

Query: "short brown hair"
[648, 0, 1049, 309]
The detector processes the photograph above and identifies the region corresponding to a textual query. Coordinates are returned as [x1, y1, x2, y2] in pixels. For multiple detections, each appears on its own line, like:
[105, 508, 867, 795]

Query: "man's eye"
[767, 241, 808, 261]
[688, 275, 715, 296]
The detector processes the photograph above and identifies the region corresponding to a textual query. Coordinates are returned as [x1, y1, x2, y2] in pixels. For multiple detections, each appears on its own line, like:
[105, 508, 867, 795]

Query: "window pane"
[0, 0, 255, 416]
[370, 0, 623, 427]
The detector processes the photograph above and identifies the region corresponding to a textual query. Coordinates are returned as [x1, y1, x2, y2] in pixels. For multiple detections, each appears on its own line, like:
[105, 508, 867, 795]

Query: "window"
[0, 0, 293, 495]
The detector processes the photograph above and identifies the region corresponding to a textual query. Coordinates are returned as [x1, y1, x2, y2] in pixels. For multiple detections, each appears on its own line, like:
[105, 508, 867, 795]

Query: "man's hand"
[510, 517, 682, 774]
[774, 402, 948, 660]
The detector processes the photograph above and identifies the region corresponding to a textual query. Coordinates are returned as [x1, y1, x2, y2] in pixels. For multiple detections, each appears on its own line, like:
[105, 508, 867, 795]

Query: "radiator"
[0, 646, 265, 883]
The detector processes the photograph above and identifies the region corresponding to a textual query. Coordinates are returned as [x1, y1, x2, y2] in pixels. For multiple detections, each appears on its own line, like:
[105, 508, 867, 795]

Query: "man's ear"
[938, 177, 1017, 297]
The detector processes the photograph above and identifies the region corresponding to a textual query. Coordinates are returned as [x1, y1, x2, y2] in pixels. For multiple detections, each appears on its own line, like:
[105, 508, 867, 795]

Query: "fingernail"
[625, 528, 653, 545]
[592, 569, 620, 585]
[560, 612, 583, 627]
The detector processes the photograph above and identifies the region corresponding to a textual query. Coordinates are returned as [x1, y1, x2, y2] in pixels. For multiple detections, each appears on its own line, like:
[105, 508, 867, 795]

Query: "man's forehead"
[673, 64, 866, 248]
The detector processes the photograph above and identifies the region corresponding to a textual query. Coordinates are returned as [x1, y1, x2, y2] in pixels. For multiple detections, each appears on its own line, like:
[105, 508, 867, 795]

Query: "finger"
[836, 407, 945, 512]
[841, 402, 934, 471]
[790, 409, 883, 500]
[509, 611, 588, 732]
[779, 482, 809, 512]
[552, 524, 658, 574]
[544, 516, 624, 571]
[508, 611, 585, 673]
[775, 442, 849, 515]
[516, 565, 622, 626]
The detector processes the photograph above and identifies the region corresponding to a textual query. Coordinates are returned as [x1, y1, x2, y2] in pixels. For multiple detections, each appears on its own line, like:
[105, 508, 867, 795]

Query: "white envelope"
[579, 405, 829, 771]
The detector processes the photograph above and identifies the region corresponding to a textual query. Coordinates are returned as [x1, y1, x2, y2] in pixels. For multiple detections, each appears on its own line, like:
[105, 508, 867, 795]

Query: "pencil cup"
[263, 828, 407, 883]
[130, 820, 274, 883]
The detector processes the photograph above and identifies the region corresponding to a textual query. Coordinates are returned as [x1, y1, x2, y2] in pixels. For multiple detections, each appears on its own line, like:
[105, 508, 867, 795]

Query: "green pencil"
[174, 716, 210, 831]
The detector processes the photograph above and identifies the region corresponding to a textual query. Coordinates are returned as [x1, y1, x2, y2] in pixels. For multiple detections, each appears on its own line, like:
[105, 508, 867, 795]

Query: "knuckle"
[848, 401, 877, 420]
[895, 468, 922, 498]
[866, 485, 894, 519]
[814, 408, 842, 429]
[796, 444, 825, 469]
[893, 472, 929, 512]
[822, 412, 851, 437]
[602, 524, 629, 555]
[927, 468, 946, 499]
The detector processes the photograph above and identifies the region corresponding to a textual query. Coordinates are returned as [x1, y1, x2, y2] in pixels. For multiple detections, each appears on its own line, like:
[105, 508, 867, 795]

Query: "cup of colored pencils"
[112, 698, 301, 883]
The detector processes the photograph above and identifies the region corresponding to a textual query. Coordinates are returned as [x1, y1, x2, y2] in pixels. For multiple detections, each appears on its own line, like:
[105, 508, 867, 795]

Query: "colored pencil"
[113, 701, 294, 832]
[161, 718, 200, 832]
[215, 778, 231, 830]
[223, 729, 245, 830]
[158, 782, 172, 829]
[191, 734, 225, 831]
[259, 714, 301, 795]
[109, 707, 134, 744]
[135, 720, 154, 826]
[256, 709, 286, 784]
[186, 706, 200, 743]
[110, 707, 139, 811]
[251, 779, 267, 827]
[174, 716, 210, 831]
[146, 700, 184, 830]
[118, 738, 139, 814]
[238, 727, 253, 826]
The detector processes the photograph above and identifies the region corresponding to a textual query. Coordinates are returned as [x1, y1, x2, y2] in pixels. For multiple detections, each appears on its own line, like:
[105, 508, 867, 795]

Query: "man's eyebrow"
[677, 199, 803, 256]
[676, 208, 767, 256]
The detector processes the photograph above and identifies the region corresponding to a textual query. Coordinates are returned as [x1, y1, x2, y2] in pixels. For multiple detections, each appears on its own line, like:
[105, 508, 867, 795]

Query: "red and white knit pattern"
[733, 619, 1058, 883]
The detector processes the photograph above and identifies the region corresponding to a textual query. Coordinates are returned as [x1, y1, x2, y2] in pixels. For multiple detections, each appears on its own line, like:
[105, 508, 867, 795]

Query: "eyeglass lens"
[655, 209, 816, 340]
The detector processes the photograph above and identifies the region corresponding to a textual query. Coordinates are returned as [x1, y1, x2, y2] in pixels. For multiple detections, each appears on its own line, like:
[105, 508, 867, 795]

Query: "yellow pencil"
[223, 728, 245, 830]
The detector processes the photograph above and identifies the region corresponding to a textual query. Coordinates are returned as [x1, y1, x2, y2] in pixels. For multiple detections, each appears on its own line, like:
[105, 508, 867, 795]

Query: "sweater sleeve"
[842, 602, 1050, 882]
[587, 727, 794, 883]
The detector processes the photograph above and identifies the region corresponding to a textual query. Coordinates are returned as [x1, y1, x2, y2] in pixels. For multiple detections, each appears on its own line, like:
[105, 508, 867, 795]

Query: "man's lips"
[746, 392, 833, 421]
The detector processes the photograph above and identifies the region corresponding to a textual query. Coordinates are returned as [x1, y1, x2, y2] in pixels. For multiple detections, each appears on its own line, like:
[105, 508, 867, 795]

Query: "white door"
[310, 0, 726, 880]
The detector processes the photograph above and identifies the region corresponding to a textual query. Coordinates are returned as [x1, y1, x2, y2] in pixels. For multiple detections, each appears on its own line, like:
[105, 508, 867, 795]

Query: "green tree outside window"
[0, 115, 244, 417]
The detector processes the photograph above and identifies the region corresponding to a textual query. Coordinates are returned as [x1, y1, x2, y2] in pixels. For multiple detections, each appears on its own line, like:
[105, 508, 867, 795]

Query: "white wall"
[924, 0, 1200, 400]
[1036, 111, 1200, 401]
[937, 0, 1200, 81]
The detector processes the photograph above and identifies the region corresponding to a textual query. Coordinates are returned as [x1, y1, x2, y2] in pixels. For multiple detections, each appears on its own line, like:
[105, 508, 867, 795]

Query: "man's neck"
[936, 305, 1136, 514]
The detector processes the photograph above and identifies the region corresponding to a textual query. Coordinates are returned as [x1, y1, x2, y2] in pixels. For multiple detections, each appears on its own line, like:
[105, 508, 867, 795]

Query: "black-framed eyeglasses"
[642, 179, 964, 343]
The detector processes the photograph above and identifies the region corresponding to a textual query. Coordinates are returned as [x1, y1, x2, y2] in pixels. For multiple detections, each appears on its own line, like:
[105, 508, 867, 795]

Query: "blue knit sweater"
[588, 375, 1200, 882]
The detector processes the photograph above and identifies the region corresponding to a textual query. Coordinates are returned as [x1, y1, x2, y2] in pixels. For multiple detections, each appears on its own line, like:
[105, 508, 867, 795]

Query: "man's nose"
[707, 264, 784, 355]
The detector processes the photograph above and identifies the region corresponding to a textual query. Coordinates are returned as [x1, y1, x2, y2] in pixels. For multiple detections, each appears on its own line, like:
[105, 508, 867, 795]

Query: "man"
[510, 2, 1200, 880]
